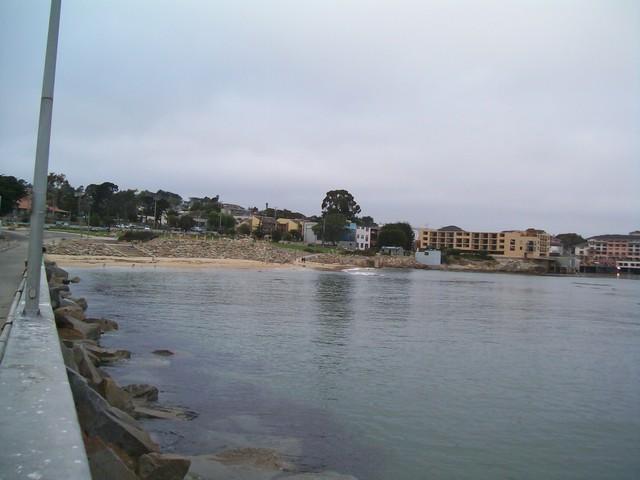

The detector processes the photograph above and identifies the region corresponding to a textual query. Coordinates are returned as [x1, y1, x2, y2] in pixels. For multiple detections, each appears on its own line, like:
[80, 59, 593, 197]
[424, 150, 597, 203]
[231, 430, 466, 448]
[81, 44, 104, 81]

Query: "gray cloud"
[1, 0, 638, 236]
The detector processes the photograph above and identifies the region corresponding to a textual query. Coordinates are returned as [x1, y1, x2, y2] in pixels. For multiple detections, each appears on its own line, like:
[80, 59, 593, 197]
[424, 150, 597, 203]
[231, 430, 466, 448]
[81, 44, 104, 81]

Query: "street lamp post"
[24, 0, 62, 315]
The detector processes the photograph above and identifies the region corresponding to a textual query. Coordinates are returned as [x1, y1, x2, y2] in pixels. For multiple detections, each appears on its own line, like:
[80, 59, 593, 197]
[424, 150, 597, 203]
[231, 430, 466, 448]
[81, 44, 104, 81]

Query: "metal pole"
[153, 197, 158, 229]
[25, 0, 62, 315]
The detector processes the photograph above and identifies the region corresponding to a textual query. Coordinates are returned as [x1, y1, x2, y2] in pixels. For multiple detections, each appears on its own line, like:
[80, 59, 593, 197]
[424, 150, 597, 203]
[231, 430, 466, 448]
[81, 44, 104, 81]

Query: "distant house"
[221, 203, 251, 222]
[302, 221, 321, 245]
[248, 215, 276, 235]
[380, 246, 404, 256]
[355, 226, 372, 250]
[549, 237, 563, 256]
[337, 222, 357, 250]
[574, 243, 590, 258]
[16, 195, 69, 222]
[276, 218, 302, 235]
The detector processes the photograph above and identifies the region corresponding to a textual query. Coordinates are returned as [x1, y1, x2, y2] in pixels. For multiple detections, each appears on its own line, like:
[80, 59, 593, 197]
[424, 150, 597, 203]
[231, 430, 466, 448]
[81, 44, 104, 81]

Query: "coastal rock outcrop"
[153, 349, 174, 356]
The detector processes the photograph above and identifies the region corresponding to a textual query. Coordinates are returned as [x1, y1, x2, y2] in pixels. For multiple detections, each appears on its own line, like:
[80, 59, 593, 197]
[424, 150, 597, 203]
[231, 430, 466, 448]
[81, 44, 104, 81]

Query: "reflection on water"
[68, 267, 640, 480]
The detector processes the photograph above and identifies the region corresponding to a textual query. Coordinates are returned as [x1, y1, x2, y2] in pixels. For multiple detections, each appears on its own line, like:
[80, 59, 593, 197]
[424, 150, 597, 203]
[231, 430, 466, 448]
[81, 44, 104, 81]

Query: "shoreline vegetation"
[48, 261, 358, 480]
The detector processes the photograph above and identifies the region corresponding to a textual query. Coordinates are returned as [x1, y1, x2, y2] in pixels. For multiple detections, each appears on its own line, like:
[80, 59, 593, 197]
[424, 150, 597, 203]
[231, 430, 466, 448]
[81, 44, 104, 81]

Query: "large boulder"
[67, 368, 159, 459]
[96, 377, 135, 414]
[138, 453, 191, 480]
[46, 263, 69, 284]
[133, 405, 197, 421]
[85, 344, 131, 364]
[84, 434, 138, 480]
[54, 304, 86, 321]
[57, 314, 101, 341]
[49, 284, 70, 309]
[213, 448, 293, 471]
[85, 317, 119, 332]
[286, 474, 358, 480]
[59, 297, 81, 309]
[123, 384, 159, 403]
[71, 297, 89, 311]
[152, 349, 174, 356]
[59, 341, 79, 371]
[73, 344, 106, 386]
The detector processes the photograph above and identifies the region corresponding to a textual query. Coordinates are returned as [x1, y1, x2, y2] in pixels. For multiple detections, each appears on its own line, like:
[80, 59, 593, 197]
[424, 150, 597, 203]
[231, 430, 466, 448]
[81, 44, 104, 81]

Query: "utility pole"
[25, 0, 62, 315]
[153, 195, 158, 230]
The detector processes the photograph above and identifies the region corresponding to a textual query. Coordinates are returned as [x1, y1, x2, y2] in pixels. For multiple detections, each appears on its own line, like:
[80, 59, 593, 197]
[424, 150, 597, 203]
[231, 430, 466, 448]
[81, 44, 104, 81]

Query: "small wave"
[342, 268, 380, 276]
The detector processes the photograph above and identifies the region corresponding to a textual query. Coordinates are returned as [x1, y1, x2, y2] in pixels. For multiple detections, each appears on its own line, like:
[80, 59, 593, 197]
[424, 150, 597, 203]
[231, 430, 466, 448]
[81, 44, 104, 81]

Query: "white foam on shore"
[342, 268, 380, 276]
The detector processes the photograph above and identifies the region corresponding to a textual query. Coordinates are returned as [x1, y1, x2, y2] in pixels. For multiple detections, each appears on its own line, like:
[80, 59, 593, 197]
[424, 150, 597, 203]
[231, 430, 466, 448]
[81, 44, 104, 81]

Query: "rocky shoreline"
[47, 261, 357, 480]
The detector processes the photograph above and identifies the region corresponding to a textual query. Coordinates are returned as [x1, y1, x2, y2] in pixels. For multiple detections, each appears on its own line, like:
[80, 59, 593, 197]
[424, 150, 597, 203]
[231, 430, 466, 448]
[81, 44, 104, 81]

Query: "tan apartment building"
[585, 232, 640, 266]
[416, 225, 550, 258]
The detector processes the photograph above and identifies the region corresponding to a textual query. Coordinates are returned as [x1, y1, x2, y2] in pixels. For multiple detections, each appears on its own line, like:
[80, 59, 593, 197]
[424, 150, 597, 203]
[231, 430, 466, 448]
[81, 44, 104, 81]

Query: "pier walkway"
[0, 228, 91, 480]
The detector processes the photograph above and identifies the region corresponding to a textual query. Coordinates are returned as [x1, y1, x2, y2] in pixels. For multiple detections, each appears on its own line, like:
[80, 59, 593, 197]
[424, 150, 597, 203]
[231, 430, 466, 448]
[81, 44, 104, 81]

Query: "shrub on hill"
[118, 230, 158, 242]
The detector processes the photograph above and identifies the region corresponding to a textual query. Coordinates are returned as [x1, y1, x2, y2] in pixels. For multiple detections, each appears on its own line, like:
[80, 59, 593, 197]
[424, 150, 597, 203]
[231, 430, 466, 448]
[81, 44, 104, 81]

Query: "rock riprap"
[45, 261, 192, 480]
[47, 236, 301, 264]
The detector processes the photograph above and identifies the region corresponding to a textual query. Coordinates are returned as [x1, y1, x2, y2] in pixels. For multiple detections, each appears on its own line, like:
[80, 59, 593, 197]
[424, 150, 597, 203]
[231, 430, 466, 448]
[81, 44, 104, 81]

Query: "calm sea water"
[68, 267, 640, 479]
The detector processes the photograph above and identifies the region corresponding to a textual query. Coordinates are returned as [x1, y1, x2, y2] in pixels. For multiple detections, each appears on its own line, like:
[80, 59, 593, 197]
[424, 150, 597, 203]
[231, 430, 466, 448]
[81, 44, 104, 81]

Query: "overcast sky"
[1, 0, 638, 236]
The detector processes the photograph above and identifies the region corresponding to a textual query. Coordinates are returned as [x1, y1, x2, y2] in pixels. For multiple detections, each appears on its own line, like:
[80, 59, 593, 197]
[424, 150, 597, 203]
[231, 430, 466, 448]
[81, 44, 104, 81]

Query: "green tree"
[237, 223, 251, 235]
[377, 229, 408, 249]
[111, 189, 139, 223]
[253, 226, 265, 239]
[0, 175, 28, 215]
[312, 213, 348, 244]
[321, 189, 361, 221]
[47, 172, 77, 214]
[178, 215, 195, 231]
[207, 211, 235, 233]
[190, 196, 220, 213]
[166, 210, 179, 228]
[379, 222, 414, 251]
[271, 230, 282, 242]
[556, 233, 586, 250]
[85, 182, 119, 224]
[262, 207, 306, 219]
[155, 190, 183, 209]
[357, 215, 376, 227]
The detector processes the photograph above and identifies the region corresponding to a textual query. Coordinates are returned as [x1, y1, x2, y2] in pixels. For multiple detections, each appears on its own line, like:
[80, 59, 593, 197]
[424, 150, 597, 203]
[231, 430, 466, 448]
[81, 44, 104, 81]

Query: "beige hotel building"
[416, 226, 551, 259]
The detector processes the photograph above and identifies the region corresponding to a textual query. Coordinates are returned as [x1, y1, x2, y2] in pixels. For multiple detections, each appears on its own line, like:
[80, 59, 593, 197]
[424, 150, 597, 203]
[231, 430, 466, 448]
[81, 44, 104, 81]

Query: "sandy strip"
[45, 254, 304, 270]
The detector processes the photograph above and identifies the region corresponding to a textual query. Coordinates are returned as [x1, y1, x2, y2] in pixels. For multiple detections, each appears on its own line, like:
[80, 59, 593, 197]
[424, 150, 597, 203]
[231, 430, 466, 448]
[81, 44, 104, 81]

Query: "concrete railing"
[0, 264, 91, 479]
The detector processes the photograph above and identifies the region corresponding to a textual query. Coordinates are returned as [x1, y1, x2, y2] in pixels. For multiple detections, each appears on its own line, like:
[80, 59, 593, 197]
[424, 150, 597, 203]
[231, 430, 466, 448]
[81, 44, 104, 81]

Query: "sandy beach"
[46, 253, 350, 271]
[46, 254, 304, 269]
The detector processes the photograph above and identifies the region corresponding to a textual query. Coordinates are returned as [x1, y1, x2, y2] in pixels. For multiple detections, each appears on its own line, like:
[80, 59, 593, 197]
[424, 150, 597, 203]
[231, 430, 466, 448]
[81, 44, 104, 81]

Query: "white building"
[415, 250, 442, 266]
[302, 221, 321, 244]
[356, 226, 372, 250]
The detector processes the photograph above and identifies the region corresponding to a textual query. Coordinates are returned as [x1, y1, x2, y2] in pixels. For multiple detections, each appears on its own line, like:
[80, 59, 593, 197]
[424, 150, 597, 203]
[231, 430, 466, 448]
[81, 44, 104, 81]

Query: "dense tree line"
[1, 172, 200, 228]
